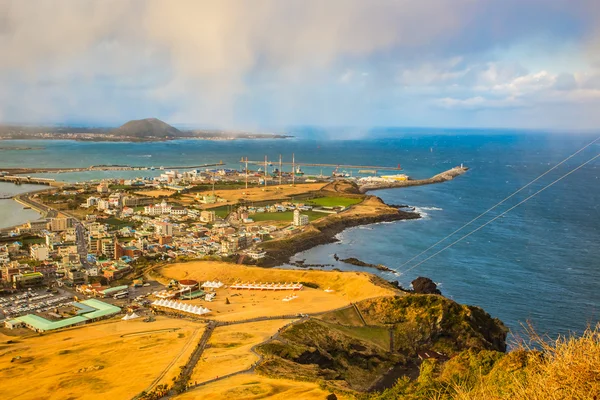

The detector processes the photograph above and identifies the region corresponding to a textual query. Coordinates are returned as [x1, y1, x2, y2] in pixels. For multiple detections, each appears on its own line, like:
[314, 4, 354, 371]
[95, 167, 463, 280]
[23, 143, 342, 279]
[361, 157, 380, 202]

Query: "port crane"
[241, 155, 402, 187]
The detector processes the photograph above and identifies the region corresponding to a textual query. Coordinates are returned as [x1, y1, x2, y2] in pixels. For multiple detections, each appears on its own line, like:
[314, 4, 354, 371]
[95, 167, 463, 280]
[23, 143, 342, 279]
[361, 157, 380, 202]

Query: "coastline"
[260, 196, 420, 267]
[0, 183, 49, 231]
[261, 166, 469, 268]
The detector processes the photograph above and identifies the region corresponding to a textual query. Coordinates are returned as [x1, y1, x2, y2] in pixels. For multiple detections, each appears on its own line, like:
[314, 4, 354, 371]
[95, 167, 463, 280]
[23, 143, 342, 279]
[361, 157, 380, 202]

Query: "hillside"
[255, 294, 508, 394]
[109, 118, 183, 138]
[370, 325, 600, 400]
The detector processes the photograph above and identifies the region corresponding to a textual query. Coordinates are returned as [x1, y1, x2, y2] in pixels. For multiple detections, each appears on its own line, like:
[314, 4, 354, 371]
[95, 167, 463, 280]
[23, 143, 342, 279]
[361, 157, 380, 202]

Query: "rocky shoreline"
[337, 256, 395, 273]
[259, 197, 420, 267]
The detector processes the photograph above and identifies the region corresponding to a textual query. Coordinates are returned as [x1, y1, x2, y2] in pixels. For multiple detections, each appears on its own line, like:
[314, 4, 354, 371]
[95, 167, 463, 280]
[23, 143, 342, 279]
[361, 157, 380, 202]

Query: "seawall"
[358, 166, 469, 193]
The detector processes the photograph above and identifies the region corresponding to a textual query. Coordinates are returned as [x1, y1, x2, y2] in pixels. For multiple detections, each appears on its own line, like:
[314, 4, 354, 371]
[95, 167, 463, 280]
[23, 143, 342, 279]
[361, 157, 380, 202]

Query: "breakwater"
[358, 166, 468, 193]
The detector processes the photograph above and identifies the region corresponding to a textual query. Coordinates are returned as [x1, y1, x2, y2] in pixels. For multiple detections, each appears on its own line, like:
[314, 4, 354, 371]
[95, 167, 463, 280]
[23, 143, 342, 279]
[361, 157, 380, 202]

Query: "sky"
[1, 0, 600, 130]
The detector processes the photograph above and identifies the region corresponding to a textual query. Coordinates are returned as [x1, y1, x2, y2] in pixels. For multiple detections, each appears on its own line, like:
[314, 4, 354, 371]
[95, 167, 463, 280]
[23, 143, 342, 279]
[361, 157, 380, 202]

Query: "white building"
[144, 200, 172, 216]
[170, 206, 188, 216]
[108, 193, 123, 208]
[30, 244, 49, 261]
[97, 183, 109, 194]
[86, 197, 99, 207]
[293, 209, 309, 227]
[97, 199, 110, 211]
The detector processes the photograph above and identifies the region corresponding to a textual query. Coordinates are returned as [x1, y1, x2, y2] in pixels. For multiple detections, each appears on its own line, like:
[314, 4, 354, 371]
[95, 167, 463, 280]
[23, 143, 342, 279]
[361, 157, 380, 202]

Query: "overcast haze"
[1, 0, 600, 130]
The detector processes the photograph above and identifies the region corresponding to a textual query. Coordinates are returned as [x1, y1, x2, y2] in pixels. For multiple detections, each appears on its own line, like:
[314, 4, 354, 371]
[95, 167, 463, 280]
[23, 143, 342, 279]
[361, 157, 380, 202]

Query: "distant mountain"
[110, 118, 183, 138]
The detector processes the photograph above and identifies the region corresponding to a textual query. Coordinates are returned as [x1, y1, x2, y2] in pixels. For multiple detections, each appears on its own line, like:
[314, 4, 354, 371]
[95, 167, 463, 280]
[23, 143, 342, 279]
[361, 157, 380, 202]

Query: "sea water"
[0, 131, 598, 339]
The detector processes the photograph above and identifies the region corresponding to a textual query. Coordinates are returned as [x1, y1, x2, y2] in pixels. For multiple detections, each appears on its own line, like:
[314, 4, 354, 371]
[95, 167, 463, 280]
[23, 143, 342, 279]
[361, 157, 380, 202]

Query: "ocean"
[0, 130, 598, 339]
[0, 182, 49, 229]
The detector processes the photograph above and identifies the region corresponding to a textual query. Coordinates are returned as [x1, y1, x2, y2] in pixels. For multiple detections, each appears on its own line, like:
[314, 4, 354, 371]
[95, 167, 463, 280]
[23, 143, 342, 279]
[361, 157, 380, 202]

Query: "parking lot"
[0, 280, 166, 321]
[0, 288, 75, 320]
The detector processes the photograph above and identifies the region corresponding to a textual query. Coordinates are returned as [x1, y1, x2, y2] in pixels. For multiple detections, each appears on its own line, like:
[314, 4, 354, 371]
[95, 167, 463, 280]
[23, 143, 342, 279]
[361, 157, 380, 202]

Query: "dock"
[358, 166, 469, 193]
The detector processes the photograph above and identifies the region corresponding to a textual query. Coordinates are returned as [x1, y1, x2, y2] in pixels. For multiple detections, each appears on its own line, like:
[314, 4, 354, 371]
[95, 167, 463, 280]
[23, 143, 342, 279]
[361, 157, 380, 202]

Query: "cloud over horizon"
[1, 0, 600, 130]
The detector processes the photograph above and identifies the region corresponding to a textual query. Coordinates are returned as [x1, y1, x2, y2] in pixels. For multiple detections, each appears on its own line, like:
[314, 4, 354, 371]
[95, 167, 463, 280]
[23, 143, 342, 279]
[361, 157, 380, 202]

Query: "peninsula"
[0, 118, 292, 142]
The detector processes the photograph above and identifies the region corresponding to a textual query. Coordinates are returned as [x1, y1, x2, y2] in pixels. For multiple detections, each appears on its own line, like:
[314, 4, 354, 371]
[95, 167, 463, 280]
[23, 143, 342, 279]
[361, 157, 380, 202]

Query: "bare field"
[159, 262, 396, 321]
[134, 189, 176, 198]
[191, 319, 294, 383]
[176, 374, 342, 400]
[0, 316, 204, 400]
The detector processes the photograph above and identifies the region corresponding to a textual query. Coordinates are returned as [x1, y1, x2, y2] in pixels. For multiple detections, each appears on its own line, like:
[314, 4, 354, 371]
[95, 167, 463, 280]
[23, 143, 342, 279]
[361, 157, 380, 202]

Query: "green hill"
[110, 118, 183, 138]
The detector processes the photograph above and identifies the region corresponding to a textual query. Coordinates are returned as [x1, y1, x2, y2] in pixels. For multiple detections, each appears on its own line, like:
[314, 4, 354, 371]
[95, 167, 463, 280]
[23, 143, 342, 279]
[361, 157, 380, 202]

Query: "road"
[14, 189, 90, 269]
[13, 191, 58, 218]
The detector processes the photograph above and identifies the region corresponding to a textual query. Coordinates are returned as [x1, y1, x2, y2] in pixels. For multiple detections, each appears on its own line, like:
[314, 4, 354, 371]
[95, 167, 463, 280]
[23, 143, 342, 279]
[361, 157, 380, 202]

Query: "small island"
[0, 118, 292, 142]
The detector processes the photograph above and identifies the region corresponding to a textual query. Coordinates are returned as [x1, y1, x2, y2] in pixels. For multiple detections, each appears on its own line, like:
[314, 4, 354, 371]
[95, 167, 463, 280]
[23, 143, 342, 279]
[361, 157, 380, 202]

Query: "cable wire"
[397, 135, 600, 270]
[400, 152, 600, 275]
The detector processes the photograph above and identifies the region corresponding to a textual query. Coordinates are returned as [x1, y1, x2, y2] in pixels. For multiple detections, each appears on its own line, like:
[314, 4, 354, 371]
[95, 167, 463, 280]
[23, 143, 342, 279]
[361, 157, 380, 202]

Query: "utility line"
[400, 152, 600, 275]
[397, 135, 600, 270]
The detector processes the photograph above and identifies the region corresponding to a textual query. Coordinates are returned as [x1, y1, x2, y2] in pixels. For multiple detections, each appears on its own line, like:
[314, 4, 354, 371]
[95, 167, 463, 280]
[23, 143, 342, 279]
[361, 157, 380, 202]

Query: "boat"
[271, 168, 280, 177]
[294, 166, 304, 176]
[332, 167, 349, 178]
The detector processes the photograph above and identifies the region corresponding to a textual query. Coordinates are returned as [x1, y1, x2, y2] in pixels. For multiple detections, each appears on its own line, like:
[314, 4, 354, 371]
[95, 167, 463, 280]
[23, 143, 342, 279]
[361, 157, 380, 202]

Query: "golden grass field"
[190, 319, 294, 384]
[176, 374, 344, 400]
[193, 182, 327, 204]
[0, 316, 204, 400]
[160, 262, 397, 321]
[135, 189, 176, 198]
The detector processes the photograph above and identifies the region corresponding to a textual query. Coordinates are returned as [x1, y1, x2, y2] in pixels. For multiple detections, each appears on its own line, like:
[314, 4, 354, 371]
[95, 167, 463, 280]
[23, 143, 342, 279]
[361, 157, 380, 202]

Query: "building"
[97, 183, 109, 193]
[155, 222, 174, 237]
[200, 210, 216, 223]
[49, 217, 73, 232]
[5, 299, 121, 333]
[2, 264, 20, 283]
[293, 209, 309, 227]
[97, 199, 110, 211]
[197, 194, 217, 204]
[89, 236, 115, 257]
[55, 244, 78, 256]
[246, 249, 266, 260]
[170, 206, 188, 216]
[66, 268, 87, 285]
[27, 219, 49, 233]
[12, 272, 44, 289]
[144, 200, 172, 216]
[108, 192, 124, 208]
[30, 244, 49, 261]
[122, 196, 153, 207]
[45, 232, 60, 248]
[101, 240, 116, 259]
[86, 196, 99, 207]
[34, 263, 58, 277]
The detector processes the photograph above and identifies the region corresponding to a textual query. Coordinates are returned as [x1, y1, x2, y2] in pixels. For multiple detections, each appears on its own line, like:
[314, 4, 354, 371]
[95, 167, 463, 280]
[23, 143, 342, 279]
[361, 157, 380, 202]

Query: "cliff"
[255, 294, 508, 394]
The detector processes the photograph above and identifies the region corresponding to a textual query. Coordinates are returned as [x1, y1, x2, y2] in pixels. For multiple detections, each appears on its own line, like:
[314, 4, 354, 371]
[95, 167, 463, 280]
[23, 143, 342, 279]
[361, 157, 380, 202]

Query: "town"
[0, 161, 412, 329]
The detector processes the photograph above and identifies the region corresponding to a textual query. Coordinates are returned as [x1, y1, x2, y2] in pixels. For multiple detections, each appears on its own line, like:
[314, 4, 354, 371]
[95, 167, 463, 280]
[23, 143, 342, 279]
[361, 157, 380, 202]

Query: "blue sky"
[1, 0, 600, 130]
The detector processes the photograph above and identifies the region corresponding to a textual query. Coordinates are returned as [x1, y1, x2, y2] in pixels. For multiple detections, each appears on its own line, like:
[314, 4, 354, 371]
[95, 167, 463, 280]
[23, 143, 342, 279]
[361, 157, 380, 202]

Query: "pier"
[358, 166, 469, 193]
[0, 175, 64, 187]
[0, 161, 225, 176]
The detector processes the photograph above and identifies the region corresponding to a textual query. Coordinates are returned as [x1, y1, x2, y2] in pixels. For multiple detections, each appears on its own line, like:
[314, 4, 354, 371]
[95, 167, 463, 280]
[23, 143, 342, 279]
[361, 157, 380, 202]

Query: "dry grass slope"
[0, 317, 203, 400]
[454, 325, 600, 400]
[159, 262, 397, 321]
[370, 325, 600, 400]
